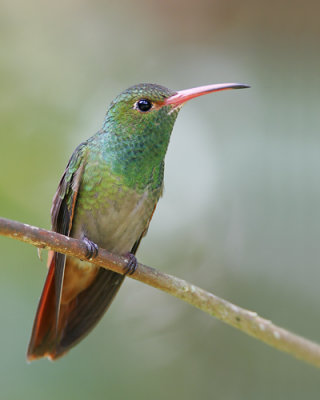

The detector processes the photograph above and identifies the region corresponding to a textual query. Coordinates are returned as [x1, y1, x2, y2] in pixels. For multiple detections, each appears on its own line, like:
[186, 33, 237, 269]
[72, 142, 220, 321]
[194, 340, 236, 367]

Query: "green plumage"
[101, 83, 178, 190]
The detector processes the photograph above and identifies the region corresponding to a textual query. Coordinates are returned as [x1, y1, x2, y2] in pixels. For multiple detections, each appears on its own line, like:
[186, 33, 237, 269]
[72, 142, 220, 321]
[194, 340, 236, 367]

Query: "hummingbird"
[27, 82, 249, 361]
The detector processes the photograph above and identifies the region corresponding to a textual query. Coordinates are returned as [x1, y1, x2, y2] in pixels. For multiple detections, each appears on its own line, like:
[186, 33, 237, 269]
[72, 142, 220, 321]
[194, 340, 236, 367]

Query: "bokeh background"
[1, 0, 320, 399]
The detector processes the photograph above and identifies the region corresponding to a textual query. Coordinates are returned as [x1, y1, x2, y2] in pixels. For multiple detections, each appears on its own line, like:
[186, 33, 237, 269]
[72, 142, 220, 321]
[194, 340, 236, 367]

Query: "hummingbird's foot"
[123, 253, 138, 275]
[83, 236, 99, 260]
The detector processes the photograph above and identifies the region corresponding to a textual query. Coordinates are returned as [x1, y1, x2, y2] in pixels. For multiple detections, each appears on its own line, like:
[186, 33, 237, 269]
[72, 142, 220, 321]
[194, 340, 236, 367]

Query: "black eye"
[137, 99, 152, 112]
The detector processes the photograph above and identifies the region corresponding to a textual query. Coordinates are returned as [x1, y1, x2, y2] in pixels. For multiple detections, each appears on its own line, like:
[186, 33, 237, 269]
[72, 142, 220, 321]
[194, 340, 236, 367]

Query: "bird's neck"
[94, 127, 170, 192]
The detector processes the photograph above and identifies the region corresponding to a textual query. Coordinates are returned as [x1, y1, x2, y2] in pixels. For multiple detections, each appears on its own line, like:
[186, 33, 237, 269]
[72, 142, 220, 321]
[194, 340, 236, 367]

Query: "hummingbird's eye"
[136, 99, 153, 112]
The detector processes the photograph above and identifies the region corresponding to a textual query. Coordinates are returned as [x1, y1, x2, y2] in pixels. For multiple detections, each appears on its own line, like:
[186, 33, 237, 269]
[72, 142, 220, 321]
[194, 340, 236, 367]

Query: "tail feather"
[27, 256, 124, 361]
[56, 268, 124, 357]
[27, 256, 58, 361]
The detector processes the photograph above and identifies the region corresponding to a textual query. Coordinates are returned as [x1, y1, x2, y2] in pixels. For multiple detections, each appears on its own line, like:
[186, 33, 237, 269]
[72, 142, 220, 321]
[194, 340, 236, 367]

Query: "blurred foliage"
[1, 0, 320, 399]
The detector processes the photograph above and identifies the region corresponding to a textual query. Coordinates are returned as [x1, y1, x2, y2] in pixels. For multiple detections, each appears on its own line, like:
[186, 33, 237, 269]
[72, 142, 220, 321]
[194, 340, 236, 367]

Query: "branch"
[1, 217, 320, 368]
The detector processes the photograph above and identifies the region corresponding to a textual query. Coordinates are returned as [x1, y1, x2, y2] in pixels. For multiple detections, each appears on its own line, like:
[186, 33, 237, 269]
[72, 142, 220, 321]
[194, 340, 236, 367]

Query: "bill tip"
[236, 84, 251, 89]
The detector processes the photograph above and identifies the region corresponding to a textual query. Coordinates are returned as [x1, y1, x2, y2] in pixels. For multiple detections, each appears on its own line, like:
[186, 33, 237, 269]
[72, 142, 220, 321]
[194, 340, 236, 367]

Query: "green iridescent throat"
[99, 103, 180, 192]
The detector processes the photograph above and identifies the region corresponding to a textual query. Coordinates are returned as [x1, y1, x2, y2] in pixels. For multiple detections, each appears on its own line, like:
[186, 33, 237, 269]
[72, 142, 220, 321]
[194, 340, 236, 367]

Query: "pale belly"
[70, 184, 160, 255]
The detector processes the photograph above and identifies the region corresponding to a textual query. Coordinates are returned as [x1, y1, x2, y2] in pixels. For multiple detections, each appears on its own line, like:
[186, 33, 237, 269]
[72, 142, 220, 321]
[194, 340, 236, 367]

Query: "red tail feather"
[27, 256, 57, 361]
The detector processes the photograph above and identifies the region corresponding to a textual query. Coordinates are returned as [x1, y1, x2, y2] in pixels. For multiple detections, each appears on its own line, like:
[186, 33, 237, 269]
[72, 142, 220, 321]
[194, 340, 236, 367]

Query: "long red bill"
[164, 83, 250, 107]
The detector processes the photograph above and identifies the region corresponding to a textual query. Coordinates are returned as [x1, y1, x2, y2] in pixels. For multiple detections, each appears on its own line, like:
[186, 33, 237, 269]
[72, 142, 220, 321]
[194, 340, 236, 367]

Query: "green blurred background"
[1, 0, 320, 398]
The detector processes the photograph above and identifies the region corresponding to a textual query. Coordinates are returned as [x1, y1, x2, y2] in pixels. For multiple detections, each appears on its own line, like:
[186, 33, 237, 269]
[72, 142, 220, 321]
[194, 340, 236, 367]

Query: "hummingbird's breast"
[70, 159, 162, 256]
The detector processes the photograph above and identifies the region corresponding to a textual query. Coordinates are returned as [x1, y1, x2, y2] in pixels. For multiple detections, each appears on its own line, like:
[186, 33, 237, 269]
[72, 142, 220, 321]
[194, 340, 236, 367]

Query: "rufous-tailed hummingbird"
[27, 82, 249, 361]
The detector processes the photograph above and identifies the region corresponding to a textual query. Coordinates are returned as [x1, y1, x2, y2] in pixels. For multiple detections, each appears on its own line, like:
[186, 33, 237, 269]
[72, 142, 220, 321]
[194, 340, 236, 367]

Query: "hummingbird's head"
[102, 82, 249, 186]
[104, 83, 181, 139]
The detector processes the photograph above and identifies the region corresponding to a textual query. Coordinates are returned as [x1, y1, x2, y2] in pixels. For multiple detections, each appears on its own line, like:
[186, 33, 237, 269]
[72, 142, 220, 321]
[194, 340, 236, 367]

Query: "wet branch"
[1, 216, 320, 368]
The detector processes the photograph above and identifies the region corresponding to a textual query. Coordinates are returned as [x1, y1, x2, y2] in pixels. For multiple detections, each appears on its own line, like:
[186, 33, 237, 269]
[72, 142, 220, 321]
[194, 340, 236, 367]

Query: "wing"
[51, 145, 87, 322]
[27, 143, 87, 360]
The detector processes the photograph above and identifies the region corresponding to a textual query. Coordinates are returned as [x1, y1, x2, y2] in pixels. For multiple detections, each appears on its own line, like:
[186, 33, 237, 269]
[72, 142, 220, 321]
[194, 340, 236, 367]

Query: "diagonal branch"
[1, 216, 320, 368]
